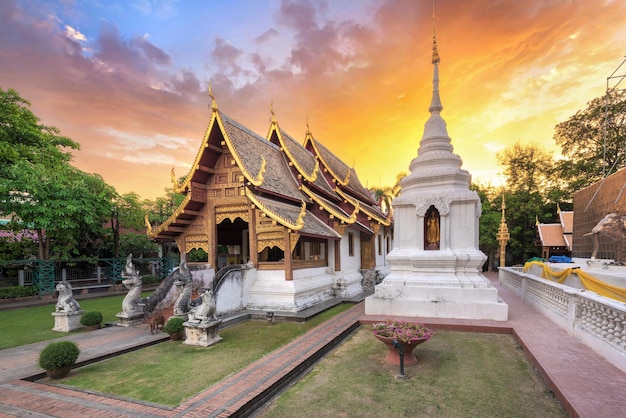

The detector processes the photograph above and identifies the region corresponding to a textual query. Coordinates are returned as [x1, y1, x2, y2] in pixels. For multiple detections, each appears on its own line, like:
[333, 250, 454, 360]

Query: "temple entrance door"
[217, 218, 248, 269]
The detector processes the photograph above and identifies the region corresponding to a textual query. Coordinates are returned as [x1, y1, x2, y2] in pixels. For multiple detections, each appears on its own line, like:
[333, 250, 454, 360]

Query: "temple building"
[535, 205, 573, 259]
[147, 93, 392, 312]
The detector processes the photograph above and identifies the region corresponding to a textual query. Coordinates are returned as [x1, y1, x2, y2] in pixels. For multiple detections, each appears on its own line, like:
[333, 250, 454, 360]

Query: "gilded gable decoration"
[246, 188, 305, 231]
[215, 205, 250, 224]
[186, 234, 209, 253]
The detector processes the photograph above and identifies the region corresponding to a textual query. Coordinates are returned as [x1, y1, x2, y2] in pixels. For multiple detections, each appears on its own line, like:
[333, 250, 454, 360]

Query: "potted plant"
[38, 341, 80, 379]
[80, 311, 103, 330]
[164, 317, 185, 340]
[372, 320, 434, 366]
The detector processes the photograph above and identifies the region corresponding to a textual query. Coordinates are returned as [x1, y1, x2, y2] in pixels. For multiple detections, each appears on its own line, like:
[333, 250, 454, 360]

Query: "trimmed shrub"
[0, 285, 37, 299]
[164, 317, 185, 334]
[80, 311, 103, 327]
[38, 341, 80, 370]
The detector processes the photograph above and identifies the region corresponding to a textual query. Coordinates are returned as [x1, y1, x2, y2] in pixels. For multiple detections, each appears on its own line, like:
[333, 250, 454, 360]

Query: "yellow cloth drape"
[523, 261, 626, 303]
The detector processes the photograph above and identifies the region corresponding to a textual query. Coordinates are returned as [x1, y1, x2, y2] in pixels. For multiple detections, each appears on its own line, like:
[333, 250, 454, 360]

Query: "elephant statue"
[584, 213, 626, 262]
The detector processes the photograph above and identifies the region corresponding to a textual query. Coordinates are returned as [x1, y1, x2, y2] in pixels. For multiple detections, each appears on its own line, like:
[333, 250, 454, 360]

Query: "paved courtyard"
[0, 272, 625, 417]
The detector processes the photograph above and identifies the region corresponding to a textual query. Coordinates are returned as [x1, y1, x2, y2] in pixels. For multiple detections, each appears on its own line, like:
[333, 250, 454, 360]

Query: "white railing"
[499, 266, 626, 373]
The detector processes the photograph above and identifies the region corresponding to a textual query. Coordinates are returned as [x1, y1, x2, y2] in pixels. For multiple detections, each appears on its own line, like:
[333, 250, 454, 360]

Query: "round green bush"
[80, 311, 103, 327]
[164, 317, 185, 334]
[38, 341, 80, 370]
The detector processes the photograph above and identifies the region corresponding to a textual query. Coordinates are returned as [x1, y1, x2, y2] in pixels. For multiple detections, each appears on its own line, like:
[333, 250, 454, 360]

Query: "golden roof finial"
[270, 100, 276, 125]
[501, 193, 506, 221]
[208, 80, 218, 112]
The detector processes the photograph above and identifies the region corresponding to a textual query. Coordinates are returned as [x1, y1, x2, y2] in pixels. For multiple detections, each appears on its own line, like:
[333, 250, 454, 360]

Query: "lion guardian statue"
[55, 281, 81, 313]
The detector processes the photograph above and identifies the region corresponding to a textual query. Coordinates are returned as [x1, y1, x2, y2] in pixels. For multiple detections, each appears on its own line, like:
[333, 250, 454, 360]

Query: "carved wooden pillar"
[248, 205, 258, 267]
[284, 229, 293, 281]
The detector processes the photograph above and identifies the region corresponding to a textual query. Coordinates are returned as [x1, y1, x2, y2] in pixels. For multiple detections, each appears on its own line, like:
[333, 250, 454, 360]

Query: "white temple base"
[183, 320, 223, 347]
[364, 249, 508, 321]
[52, 310, 84, 332]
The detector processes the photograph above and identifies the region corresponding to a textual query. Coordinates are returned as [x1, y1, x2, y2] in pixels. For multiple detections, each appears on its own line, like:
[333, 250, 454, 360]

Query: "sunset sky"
[1, 0, 625, 200]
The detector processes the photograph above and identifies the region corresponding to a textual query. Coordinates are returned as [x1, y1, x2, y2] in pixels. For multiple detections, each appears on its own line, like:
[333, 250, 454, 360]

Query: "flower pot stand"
[374, 335, 429, 366]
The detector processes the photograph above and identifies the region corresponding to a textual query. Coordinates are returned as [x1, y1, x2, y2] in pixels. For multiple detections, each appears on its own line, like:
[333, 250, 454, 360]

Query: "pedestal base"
[116, 311, 145, 327]
[183, 320, 223, 347]
[365, 275, 508, 320]
[52, 310, 84, 332]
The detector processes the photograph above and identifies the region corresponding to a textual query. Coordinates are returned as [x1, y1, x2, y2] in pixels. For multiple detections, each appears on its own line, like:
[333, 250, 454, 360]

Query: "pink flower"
[372, 320, 434, 343]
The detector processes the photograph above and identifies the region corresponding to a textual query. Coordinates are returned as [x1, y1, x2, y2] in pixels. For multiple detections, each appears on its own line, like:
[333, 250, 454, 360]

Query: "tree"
[496, 142, 562, 264]
[0, 88, 78, 176]
[554, 90, 626, 189]
[472, 183, 502, 271]
[496, 141, 557, 196]
[369, 171, 406, 214]
[0, 87, 116, 260]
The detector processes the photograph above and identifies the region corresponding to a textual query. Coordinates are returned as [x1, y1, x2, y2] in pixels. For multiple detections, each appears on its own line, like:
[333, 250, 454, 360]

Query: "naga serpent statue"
[121, 253, 143, 314]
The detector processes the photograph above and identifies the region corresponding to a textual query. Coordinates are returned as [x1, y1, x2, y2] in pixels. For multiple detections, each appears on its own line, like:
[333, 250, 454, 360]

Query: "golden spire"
[429, 0, 443, 113]
[497, 193, 510, 267]
[306, 114, 311, 134]
[432, 1, 440, 64]
[208, 80, 218, 112]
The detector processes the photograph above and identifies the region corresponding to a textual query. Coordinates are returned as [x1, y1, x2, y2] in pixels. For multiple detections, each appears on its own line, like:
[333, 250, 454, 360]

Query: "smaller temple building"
[147, 93, 392, 313]
[536, 205, 573, 259]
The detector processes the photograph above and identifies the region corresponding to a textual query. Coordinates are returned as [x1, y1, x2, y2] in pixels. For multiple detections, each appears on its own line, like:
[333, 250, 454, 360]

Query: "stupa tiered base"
[365, 249, 508, 321]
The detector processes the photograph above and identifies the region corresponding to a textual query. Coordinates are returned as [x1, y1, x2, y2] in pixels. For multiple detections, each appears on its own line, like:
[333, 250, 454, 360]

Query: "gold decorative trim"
[304, 132, 350, 186]
[144, 213, 153, 236]
[290, 234, 300, 254]
[146, 193, 193, 239]
[171, 167, 183, 193]
[301, 185, 356, 224]
[185, 234, 209, 253]
[335, 188, 390, 226]
[273, 128, 319, 182]
[246, 189, 305, 231]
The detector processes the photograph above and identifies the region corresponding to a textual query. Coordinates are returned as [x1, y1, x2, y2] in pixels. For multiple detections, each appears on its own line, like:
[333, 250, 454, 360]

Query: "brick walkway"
[0, 272, 625, 417]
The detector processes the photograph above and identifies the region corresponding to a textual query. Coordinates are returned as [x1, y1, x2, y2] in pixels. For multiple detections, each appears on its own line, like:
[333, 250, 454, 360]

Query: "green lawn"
[57, 304, 353, 405]
[260, 328, 566, 418]
[0, 294, 132, 349]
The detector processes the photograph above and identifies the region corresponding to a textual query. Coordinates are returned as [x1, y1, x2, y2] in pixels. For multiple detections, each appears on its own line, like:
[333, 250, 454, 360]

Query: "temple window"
[348, 233, 354, 256]
[377, 234, 382, 255]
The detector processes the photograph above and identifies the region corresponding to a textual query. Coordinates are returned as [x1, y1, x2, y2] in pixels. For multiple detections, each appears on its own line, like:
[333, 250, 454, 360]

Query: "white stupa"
[365, 31, 508, 321]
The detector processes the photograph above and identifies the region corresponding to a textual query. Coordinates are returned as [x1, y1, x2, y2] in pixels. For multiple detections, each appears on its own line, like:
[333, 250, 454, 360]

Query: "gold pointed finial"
[306, 114, 311, 134]
[501, 193, 506, 220]
[432, 0, 440, 64]
[208, 80, 218, 111]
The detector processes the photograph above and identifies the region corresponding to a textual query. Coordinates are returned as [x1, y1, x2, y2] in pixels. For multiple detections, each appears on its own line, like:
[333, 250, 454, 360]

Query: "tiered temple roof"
[148, 95, 390, 243]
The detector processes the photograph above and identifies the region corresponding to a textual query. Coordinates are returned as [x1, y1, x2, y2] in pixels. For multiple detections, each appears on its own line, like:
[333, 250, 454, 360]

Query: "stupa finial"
[428, 0, 443, 113]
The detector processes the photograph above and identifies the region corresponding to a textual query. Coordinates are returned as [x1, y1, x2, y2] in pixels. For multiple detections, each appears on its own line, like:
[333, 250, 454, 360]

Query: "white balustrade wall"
[499, 267, 626, 373]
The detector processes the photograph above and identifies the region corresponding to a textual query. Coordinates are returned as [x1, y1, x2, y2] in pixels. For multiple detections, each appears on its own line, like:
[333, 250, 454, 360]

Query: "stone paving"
[0, 272, 624, 417]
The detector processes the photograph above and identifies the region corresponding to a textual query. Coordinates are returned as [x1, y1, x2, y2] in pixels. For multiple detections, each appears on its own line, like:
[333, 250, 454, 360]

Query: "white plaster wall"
[247, 267, 334, 312]
[341, 226, 362, 273]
